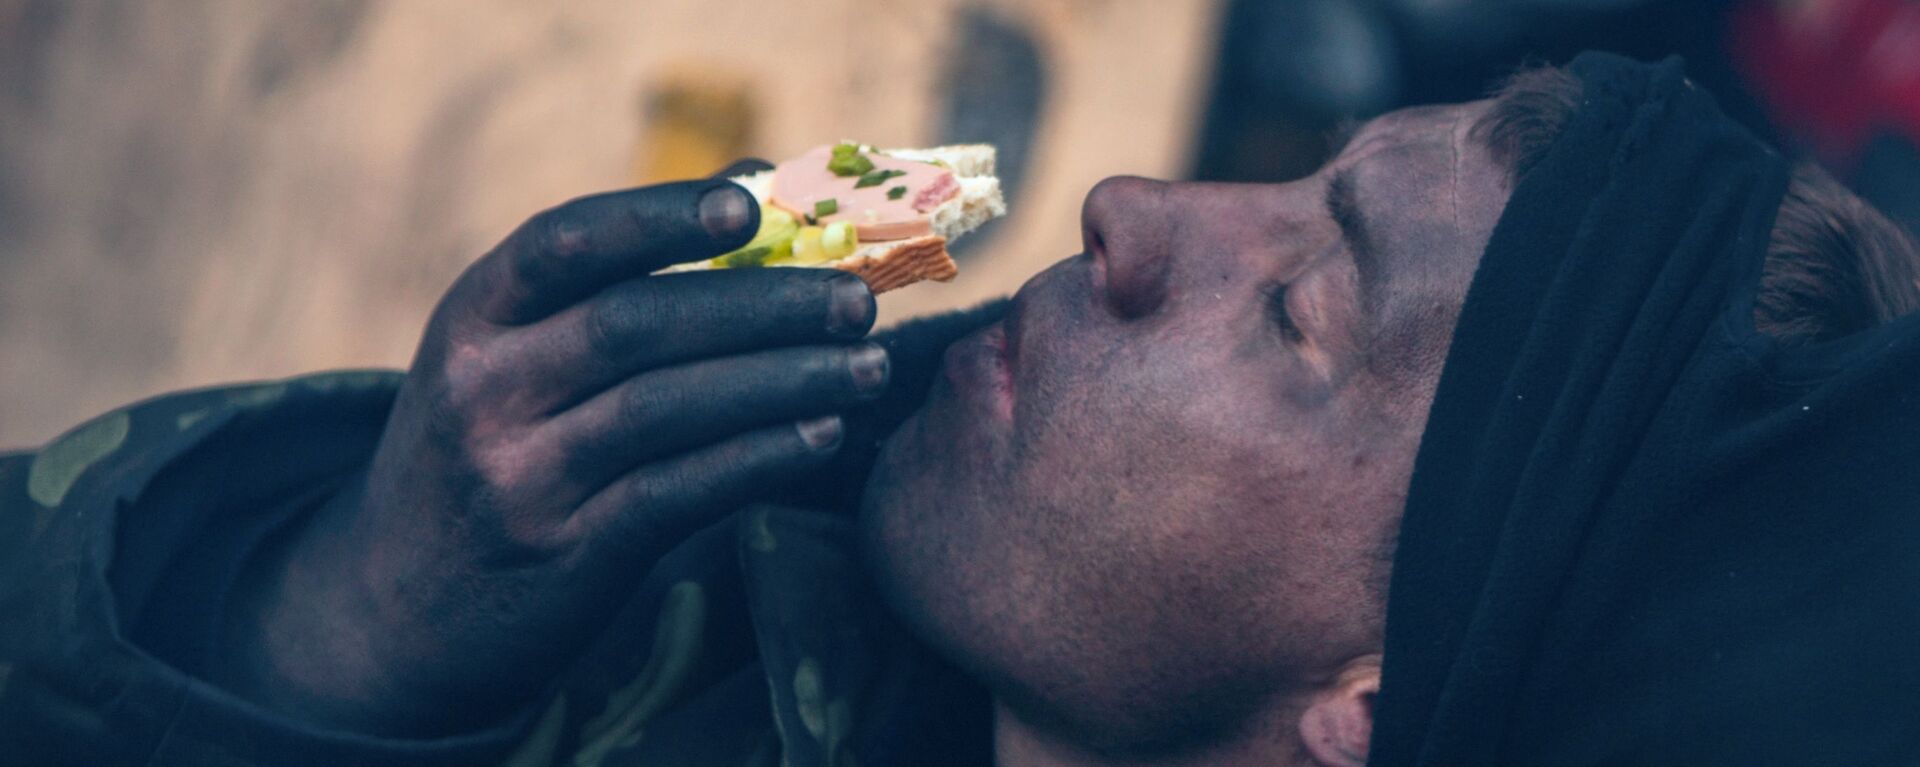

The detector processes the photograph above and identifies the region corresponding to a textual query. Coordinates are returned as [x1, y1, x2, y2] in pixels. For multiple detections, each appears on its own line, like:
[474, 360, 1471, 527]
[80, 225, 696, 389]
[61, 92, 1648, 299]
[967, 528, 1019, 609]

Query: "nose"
[1081, 175, 1173, 319]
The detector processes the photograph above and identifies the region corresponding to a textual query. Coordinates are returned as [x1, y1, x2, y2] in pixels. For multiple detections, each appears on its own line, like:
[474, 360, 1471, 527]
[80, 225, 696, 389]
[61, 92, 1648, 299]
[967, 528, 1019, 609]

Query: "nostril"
[1082, 212, 1113, 298]
[1080, 175, 1172, 319]
[1084, 227, 1108, 283]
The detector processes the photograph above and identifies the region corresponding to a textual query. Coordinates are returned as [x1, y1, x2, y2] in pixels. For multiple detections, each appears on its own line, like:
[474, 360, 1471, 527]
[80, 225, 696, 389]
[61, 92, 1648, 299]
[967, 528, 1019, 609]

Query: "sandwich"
[663, 142, 1005, 293]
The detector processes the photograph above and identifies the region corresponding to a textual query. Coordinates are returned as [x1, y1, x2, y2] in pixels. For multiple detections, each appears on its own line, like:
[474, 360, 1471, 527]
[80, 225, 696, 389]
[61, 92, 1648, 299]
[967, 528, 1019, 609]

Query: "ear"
[1298, 655, 1381, 767]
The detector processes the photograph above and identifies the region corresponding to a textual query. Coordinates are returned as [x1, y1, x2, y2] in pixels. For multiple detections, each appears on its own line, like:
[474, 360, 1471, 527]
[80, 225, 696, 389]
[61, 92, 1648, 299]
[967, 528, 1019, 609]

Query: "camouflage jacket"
[0, 371, 992, 766]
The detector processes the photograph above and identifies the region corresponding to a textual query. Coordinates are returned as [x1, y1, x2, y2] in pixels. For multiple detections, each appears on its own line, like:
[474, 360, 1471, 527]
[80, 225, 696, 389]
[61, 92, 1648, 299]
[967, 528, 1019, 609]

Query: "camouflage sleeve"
[0, 371, 538, 765]
[509, 504, 993, 767]
[0, 357, 998, 764]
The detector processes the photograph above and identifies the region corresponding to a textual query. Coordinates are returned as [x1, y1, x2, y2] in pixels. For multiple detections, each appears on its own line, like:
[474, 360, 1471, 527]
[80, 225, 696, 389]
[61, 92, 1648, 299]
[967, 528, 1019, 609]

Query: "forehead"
[1335, 98, 1511, 290]
[1341, 100, 1492, 165]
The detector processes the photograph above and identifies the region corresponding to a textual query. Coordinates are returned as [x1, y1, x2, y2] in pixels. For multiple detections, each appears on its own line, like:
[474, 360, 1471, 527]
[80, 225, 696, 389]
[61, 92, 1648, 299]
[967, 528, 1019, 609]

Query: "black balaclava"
[1372, 52, 1920, 766]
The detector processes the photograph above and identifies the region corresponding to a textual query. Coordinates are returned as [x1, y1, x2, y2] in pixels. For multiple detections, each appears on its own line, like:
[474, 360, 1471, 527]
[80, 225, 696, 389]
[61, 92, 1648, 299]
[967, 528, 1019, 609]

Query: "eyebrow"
[1325, 165, 1382, 299]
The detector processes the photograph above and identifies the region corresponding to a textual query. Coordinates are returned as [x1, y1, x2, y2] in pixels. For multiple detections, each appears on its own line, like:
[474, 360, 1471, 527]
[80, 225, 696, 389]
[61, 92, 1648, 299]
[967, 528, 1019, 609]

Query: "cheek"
[1000, 341, 1390, 663]
[1013, 325, 1323, 533]
[1018, 318, 1411, 555]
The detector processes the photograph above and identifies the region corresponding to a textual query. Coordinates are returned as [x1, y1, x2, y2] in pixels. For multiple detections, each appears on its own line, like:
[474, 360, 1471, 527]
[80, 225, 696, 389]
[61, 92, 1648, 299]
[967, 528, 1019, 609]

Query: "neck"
[992, 698, 1314, 767]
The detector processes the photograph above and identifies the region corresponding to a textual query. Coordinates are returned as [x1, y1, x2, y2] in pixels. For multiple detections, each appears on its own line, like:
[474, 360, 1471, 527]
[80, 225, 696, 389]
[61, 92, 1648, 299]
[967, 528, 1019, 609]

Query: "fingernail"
[826, 276, 875, 337]
[796, 415, 844, 452]
[848, 344, 890, 395]
[697, 184, 755, 241]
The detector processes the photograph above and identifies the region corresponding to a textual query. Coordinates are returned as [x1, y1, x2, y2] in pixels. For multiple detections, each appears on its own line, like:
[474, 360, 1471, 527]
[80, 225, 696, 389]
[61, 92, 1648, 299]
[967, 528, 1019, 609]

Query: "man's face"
[862, 100, 1513, 749]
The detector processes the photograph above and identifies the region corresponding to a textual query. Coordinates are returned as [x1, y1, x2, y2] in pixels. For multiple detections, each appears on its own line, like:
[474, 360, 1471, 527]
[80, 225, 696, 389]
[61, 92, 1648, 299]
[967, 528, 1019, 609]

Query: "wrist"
[215, 473, 437, 734]
[220, 469, 557, 736]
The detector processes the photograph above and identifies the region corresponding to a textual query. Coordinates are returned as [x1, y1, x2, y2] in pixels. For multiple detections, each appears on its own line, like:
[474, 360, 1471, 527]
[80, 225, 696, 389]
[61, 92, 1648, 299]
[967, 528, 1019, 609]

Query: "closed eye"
[1266, 283, 1304, 344]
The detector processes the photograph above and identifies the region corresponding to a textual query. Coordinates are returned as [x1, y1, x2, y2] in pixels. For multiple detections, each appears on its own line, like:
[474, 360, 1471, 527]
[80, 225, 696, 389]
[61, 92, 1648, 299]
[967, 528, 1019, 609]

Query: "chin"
[859, 408, 967, 619]
[857, 356, 1014, 579]
[863, 427, 1270, 760]
[858, 405, 1016, 671]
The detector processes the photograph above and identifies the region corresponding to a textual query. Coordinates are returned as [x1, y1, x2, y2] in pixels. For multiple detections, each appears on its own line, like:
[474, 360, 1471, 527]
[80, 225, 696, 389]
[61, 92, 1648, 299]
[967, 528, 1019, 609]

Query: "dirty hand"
[219, 165, 889, 735]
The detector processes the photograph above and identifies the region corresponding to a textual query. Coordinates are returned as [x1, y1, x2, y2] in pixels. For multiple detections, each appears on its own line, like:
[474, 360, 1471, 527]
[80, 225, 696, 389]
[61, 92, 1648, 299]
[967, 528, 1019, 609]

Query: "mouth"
[941, 280, 1035, 424]
[943, 315, 1016, 422]
[936, 252, 1086, 425]
[999, 291, 1024, 387]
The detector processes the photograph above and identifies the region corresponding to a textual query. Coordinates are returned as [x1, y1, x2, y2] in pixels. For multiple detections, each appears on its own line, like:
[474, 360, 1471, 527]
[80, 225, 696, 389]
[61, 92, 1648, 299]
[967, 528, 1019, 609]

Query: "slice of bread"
[664, 144, 1005, 293]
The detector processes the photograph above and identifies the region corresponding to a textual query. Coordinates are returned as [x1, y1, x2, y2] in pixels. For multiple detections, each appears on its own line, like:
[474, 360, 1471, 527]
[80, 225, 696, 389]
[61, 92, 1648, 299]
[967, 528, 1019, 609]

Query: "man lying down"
[3, 53, 1918, 766]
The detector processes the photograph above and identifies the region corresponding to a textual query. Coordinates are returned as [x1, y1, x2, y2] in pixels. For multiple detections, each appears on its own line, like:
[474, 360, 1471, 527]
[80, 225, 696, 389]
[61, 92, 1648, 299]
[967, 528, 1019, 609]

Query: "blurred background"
[3, 0, 1916, 448]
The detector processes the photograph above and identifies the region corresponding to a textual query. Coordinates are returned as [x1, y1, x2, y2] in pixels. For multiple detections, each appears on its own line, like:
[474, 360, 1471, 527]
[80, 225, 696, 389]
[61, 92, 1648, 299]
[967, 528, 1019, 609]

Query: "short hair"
[1472, 66, 1920, 345]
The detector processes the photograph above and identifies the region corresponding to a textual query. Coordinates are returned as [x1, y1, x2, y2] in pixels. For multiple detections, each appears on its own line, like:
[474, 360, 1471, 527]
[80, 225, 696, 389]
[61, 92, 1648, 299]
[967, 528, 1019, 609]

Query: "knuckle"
[465, 435, 572, 557]
[772, 270, 835, 311]
[582, 290, 649, 359]
[437, 339, 502, 417]
[600, 475, 677, 548]
[705, 435, 778, 485]
[538, 204, 595, 258]
[516, 207, 589, 284]
[616, 382, 669, 437]
[469, 433, 537, 495]
[801, 347, 851, 388]
[426, 334, 548, 440]
[712, 271, 811, 329]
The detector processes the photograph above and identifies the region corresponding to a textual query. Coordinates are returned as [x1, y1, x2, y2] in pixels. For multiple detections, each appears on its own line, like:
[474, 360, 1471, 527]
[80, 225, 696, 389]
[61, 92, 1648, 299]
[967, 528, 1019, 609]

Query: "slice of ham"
[769, 145, 959, 241]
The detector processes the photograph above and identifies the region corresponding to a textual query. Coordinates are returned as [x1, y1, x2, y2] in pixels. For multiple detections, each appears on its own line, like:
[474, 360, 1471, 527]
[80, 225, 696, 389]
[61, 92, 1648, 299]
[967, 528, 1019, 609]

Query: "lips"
[936, 253, 1088, 425]
[942, 319, 1016, 422]
[987, 322, 1015, 414]
[999, 294, 1023, 385]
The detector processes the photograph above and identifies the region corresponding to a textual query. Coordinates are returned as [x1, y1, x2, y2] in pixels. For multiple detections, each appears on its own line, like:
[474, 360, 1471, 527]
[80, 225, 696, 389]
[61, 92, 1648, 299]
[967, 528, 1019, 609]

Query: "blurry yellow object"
[633, 68, 758, 184]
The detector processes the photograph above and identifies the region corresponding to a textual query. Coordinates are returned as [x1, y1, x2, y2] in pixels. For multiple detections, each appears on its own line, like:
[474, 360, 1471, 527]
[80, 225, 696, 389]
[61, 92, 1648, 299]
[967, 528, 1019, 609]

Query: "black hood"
[1373, 51, 1920, 766]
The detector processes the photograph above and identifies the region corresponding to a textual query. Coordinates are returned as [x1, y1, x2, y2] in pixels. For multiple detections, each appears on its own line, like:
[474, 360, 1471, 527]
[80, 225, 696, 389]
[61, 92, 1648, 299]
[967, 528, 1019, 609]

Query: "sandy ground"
[0, 0, 1222, 448]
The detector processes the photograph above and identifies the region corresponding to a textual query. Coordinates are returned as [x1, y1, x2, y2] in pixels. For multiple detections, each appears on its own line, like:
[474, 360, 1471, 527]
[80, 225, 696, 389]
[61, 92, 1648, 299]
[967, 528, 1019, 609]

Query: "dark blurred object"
[1386, 0, 1701, 59]
[1729, 0, 1920, 159]
[1191, 0, 1399, 182]
[1231, 0, 1401, 123]
[936, 5, 1046, 262]
[1729, 0, 1920, 237]
[1192, 0, 1920, 242]
[1193, 0, 1760, 182]
[1853, 134, 1920, 239]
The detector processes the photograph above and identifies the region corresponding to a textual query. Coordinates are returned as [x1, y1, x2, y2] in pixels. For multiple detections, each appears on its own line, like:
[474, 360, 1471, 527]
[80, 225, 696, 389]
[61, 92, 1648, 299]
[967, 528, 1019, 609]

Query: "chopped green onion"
[827, 143, 874, 177]
[717, 245, 772, 268]
[814, 198, 838, 218]
[886, 185, 907, 200]
[821, 222, 858, 259]
[855, 169, 907, 189]
[761, 236, 795, 264]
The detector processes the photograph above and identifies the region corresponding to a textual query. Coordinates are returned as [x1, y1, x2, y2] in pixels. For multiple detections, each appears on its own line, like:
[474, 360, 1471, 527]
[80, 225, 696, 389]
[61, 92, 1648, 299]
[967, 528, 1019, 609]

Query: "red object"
[1730, 0, 1920, 162]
